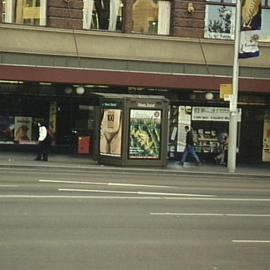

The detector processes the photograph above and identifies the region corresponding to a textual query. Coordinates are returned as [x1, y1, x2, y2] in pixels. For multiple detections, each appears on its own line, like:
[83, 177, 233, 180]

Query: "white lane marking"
[39, 179, 172, 188]
[58, 188, 215, 197]
[165, 197, 270, 202]
[150, 212, 270, 217]
[0, 194, 270, 202]
[0, 185, 19, 187]
[232, 240, 270, 243]
[0, 195, 163, 199]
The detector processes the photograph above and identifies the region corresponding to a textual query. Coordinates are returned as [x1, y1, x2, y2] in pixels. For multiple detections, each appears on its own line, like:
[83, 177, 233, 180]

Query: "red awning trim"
[0, 65, 269, 93]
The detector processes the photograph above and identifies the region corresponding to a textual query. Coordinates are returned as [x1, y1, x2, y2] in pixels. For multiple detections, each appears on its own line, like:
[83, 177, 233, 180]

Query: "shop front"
[169, 105, 241, 163]
[0, 82, 98, 154]
[168, 98, 270, 165]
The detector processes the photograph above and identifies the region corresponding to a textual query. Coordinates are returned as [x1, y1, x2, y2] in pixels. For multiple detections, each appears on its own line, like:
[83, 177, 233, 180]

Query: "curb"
[1, 163, 270, 179]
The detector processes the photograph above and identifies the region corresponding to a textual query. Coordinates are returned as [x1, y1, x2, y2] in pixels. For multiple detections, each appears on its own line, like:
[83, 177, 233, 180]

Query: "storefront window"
[132, 0, 171, 35]
[0, 115, 41, 144]
[83, 0, 123, 31]
[204, 0, 270, 42]
[2, 0, 46, 25]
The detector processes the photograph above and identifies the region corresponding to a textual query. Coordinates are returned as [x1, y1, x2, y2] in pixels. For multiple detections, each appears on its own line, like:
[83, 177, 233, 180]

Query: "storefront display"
[172, 106, 241, 156]
[262, 111, 270, 162]
[0, 116, 14, 143]
[0, 115, 38, 144]
[14, 116, 32, 143]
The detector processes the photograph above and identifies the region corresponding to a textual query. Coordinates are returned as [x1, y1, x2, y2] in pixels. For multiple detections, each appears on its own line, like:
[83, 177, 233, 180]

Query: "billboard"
[100, 108, 123, 157]
[129, 109, 161, 159]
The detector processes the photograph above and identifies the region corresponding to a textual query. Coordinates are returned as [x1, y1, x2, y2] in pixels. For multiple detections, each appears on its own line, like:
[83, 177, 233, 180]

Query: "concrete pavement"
[1, 151, 270, 178]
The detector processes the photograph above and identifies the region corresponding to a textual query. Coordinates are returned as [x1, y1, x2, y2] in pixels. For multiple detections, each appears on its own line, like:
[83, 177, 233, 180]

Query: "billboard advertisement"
[129, 109, 161, 159]
[100, 108, 123, 157]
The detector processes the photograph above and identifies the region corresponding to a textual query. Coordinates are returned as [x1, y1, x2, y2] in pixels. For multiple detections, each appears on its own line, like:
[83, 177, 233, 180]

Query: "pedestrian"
[214, 132, 228, 165]
[179, 125, 201, 166]
[34, 121, 51, 161]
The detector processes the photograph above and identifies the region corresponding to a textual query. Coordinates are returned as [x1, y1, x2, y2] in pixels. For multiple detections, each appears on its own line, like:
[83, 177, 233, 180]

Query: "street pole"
[228, 0, 241, 173]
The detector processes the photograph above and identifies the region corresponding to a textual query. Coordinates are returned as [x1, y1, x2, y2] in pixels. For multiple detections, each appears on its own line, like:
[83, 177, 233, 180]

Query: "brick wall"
[122, 0, 133, 33]
[171, 0, 206, 38]
[47, 0, 83, 29]
[0, 0, 206, 38]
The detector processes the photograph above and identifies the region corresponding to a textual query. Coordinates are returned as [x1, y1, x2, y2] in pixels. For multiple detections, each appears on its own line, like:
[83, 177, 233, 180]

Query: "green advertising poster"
[129, 109, 161, 159]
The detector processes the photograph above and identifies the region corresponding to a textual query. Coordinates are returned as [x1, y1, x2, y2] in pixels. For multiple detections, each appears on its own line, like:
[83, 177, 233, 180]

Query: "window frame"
[82, 0, 124, 32]
[205, 0, 270, 42]
[2, 0, 47, 26]
[131, 0, 171, 35]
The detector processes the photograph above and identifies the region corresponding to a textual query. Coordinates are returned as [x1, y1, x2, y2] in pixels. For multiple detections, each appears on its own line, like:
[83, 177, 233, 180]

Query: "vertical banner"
[262, 112, 270, 162]
[177, 106, 191, 152]
[239, 0, 262, 58]
[49, 102, 57, 133]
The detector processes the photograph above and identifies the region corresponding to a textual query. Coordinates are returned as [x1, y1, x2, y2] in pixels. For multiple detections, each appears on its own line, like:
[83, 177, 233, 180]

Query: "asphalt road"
[0, 167, 269, 270]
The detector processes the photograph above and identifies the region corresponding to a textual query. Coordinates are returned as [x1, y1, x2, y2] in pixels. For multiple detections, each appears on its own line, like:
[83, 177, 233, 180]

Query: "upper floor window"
[83, 0, 123, 31]
[261, 7, 270, 41]
[132, 0, 171, 35]
[204, 0, 270, 42]
[2, 0, 46, 26]
[204, 0, 236, 40]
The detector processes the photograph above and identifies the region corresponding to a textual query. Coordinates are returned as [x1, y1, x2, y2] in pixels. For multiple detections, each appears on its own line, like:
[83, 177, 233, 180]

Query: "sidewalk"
[1, 152, 270, 178]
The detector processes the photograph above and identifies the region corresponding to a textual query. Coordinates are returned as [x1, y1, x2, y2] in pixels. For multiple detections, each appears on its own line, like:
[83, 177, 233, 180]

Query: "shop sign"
[137, 102, 156, 108]
[192, 107, 241, 122]
[101, 102, 122, 108]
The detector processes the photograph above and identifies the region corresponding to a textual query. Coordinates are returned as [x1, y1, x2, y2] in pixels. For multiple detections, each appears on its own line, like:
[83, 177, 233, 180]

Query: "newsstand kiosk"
[96, 94, 169, 167]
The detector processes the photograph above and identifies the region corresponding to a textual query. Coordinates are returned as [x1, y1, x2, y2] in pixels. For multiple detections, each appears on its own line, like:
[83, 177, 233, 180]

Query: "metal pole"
[227, 0, 241, 173]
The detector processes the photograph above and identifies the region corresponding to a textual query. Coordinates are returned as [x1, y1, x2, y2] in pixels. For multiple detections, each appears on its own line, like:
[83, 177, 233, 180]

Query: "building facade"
[0, 0, 270, 163]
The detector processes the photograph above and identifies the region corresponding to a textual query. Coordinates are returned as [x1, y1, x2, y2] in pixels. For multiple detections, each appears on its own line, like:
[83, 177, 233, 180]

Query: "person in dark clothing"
[179, 125, 201, 166]
[34, 121, 51, 161]
[215, 132, 228, 165]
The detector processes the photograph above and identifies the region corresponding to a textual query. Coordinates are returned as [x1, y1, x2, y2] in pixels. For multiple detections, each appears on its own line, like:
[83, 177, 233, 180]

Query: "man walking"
[179, 125, 201, 166]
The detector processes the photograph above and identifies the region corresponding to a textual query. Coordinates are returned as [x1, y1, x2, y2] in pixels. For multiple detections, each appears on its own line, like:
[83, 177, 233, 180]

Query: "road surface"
[0, 167, 269, 270]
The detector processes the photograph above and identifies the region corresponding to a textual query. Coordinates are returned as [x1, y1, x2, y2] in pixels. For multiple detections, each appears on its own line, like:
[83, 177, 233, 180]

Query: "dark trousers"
[36, 141, 49, 161]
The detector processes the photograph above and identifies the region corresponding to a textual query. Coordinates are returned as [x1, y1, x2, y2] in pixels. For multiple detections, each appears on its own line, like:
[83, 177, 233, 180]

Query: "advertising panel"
[129, 109, 161, 159]
[14, 116, 32, 143]
[100, 108, 123, 157]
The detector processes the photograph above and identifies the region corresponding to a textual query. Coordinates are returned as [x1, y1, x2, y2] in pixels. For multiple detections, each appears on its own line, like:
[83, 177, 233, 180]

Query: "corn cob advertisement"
[129, 109, 161, 159]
